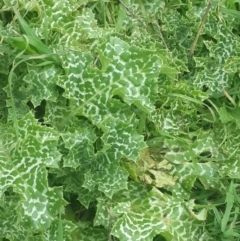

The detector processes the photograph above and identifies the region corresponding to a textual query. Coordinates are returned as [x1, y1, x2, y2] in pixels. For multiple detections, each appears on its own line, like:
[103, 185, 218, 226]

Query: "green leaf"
[111, 187, 213, 241]
[57, 37, 161, 123]
[100, 117, 146, 161]
[74, 221, 108, 241]
[0, 43, 15, 75]
[83, 157, 129, 198]
[0, 113, 66, 230]
[61, 127, 96, 169]
[44, 96, 79, 131]
[194, 22, 240, 94]
[4, 71, 30, 121]
[23, 65, 62, 107]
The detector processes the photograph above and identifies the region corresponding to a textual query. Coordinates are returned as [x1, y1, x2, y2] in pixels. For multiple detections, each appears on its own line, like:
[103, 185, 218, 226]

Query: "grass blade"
[221, 181, 234, 232]
[220, 6, 240, 19]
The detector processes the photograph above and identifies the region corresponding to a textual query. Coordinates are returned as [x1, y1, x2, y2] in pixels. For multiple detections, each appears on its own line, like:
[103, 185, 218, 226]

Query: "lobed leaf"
[0, 113, 66, 231]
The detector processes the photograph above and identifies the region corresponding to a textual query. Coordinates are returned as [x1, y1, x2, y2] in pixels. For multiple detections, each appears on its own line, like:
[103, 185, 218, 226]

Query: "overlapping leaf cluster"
[1, 0, 240, 240]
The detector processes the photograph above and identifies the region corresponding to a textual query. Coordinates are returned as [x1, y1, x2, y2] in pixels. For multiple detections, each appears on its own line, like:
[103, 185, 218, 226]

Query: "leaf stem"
[189, 1, 212, 56]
